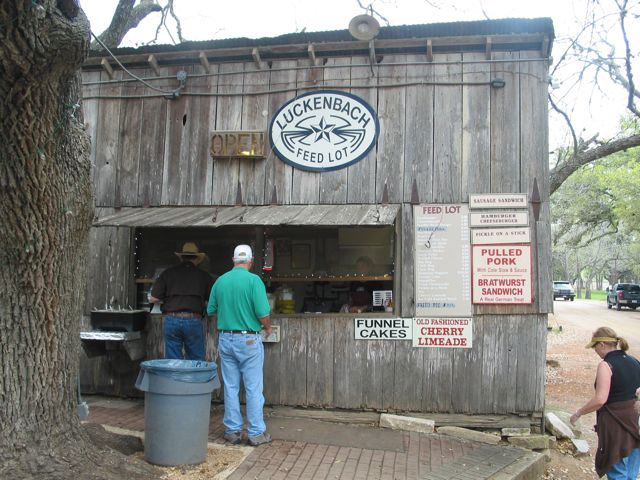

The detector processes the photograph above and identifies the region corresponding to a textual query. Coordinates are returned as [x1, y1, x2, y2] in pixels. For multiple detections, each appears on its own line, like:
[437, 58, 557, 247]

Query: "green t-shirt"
[207, 267, 270, 331]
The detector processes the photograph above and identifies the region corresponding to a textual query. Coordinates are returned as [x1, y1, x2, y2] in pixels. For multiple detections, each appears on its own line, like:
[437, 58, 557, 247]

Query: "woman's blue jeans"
[608, 448, 640, 480]
[163, 315, 205, 360]
[218, 333, 266, 438]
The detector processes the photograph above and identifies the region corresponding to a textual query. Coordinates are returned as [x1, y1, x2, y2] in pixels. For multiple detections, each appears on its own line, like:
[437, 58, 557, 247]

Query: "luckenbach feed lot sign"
[269, 90, 379, 172]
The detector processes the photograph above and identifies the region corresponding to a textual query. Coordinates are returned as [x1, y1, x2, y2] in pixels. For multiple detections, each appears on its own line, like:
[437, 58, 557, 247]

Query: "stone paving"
[85, 396, 544, 479]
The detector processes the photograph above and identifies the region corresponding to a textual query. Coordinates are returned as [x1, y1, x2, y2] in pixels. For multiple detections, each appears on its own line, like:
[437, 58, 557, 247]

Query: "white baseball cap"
[233, 244, 253, 262]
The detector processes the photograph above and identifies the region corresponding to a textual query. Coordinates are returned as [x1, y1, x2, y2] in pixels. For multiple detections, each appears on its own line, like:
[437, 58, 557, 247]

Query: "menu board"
[414, 205, 471, 317]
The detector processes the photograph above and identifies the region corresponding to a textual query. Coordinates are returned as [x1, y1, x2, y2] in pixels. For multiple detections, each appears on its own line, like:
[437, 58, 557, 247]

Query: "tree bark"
[0, 0, 92, 464]
[0, 2, 156, 478]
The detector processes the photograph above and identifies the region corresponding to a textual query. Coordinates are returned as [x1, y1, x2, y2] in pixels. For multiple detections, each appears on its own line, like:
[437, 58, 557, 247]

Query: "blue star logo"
[311, 117, 336, 142]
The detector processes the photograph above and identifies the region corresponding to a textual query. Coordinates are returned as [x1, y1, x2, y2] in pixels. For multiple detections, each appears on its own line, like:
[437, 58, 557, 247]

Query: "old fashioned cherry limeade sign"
[269, 90, 380, 171]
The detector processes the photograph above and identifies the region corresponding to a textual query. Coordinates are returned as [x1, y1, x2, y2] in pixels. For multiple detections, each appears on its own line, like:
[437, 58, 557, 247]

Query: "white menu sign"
[472, 244, 533, 304]
[469, 193, 528, 209]
[469, 211, 529, 227]
[413, 318, 473, 348]
[471, 227, 531, 245]
[414, 205, 471, 317]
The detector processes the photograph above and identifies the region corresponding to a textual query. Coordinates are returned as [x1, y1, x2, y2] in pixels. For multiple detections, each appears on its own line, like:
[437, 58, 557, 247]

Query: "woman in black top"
[570, 327, 640, 479]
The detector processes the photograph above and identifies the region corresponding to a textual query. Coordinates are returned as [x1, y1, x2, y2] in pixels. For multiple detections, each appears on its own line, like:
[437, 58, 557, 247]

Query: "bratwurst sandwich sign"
[269, 90, 379, 172]
[472, 244, 533, 304]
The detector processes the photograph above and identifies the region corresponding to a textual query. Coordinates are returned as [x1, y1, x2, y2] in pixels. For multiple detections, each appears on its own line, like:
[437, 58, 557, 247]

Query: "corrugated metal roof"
[89, 17, 554, 59]
[93, 205, 400, 228]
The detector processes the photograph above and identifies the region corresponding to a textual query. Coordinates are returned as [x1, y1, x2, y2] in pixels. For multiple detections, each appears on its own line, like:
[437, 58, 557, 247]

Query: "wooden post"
[426, 39, 433, 62]
[100, 58, 114, 79]
[199, 52, 211, 74]
[147, 54, 160, 76]
[252, 47, 263, 69]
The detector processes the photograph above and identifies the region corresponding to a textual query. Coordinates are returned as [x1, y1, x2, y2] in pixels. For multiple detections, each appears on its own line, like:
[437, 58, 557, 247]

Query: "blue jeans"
[163, 315, 205, 360]
[218, 333, 266, 438]
[608, 448, 640, 480]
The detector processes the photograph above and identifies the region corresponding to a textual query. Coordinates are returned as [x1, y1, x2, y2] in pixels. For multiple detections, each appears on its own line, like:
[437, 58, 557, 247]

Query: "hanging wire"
[90, 30, 185, 97]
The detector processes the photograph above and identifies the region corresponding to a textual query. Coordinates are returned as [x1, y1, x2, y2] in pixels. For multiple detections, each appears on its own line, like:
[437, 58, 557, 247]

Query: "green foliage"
[586, 290, 607, 301]
[551, 140, 640, 283]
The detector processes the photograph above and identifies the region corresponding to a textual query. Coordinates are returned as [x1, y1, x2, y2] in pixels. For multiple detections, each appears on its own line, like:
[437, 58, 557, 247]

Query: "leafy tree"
[551, 137, 640, 288]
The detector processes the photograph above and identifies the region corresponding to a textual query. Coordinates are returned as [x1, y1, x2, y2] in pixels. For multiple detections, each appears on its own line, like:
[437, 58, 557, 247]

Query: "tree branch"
[617, 0, 640, 117]
[549, 94, 579, 165]
[550, 133, 640, 194]
[91, 0, 162, 50]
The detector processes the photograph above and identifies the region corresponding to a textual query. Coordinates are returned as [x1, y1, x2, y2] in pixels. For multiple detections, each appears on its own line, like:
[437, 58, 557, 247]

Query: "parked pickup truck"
[607, 283, 640, 310]
[553, 281, 575, 301]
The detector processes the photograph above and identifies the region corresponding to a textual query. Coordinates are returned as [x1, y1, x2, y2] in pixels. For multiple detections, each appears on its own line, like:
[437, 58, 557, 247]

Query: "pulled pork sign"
[269, 90, 379, 171]
[472, 245, 533, 304]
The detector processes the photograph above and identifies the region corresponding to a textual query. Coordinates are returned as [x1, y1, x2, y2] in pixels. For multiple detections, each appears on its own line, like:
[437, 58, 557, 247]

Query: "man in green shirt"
[207, 244, 272, 446]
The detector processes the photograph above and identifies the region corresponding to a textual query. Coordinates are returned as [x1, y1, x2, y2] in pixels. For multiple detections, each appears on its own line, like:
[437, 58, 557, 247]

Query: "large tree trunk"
[0, 2, 156, 478]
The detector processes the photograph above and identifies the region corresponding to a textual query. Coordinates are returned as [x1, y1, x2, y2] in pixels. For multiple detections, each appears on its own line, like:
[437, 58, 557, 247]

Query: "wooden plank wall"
[265, 315, 545, 413]
[82, 47, 551, 412]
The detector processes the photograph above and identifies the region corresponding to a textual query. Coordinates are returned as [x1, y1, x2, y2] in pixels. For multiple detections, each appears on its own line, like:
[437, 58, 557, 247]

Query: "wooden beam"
[540, 36, 550, 58]
[199, 51, 211, 73]
[485, 36, 492, 60]
[100, 58, 114, 79]
[83, 33, 551, 70]
[252, 47, 263, 69]
[308, 43, 317, 66]
[426, 39, 433, 62]
[147, 54, 160, 76]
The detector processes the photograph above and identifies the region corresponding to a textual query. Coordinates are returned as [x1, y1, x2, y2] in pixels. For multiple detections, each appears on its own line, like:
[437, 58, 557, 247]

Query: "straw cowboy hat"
[175, 241, 207, 264]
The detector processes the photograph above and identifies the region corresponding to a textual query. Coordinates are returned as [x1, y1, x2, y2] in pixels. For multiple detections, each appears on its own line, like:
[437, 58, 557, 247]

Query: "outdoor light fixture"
[490, 78, 506, 89]
[348, 14, 380, 41]
[548, 75, 560, 89]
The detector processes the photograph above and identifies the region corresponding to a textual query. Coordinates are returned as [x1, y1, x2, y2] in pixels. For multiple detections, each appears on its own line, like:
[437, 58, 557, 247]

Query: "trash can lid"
[141, 359, 217, 372]
[140, 359, 219, 383]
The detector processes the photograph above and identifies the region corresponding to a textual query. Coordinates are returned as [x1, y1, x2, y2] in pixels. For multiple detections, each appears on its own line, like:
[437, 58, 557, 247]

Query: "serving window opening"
[134, 224, 395, 315]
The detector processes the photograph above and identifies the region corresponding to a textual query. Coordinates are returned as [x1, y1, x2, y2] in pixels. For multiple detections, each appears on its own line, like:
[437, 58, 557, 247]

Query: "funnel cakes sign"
[269, 90, 379, 172]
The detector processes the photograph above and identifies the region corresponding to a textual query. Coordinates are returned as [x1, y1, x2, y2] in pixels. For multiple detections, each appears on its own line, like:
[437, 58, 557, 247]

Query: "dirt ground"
[136, 446, 248, 480]
[94, 425, 250, 480]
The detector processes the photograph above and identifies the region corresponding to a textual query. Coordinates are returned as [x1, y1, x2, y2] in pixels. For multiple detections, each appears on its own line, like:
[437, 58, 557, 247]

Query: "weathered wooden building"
[80, 17, 554, 426]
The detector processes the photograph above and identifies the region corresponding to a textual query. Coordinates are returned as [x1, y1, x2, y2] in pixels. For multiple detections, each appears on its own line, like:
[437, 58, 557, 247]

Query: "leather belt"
[168, 312, 202, 319]
[219, 330, 259, 334]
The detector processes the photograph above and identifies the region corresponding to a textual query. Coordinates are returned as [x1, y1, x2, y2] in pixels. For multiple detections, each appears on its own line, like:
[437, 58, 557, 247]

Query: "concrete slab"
[379, 413, 435, 434]
[267, 415, 405, 452]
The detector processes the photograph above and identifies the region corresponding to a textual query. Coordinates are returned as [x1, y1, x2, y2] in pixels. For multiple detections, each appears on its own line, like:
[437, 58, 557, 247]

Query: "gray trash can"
[135, 359, 220, 466]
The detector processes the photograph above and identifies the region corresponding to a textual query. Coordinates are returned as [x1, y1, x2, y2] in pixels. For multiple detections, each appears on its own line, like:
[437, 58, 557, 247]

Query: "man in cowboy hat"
[149, 241, 214, 360]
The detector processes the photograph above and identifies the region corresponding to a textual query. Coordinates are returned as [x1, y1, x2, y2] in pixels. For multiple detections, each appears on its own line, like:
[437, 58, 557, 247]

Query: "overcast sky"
[81, 0, 584, 46]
